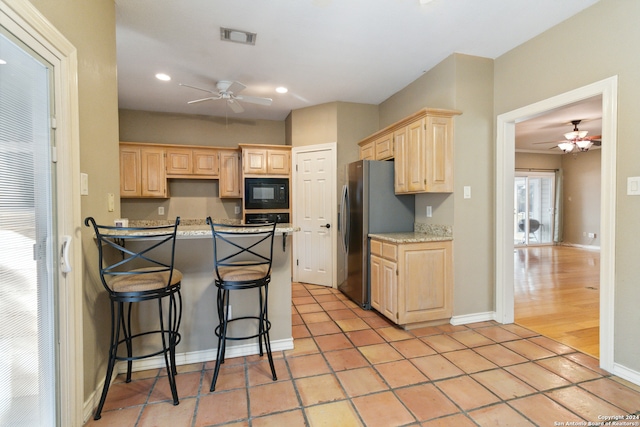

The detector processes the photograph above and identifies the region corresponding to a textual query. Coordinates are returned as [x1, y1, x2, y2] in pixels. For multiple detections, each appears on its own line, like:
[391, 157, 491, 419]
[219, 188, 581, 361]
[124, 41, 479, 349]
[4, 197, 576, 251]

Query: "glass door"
[0, 29, 57, 425]
[514, 172, 555, 246]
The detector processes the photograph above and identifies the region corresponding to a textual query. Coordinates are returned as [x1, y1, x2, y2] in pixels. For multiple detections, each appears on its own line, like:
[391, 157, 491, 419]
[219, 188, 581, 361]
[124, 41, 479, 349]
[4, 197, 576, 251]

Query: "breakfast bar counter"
[121, 220, 298, 369]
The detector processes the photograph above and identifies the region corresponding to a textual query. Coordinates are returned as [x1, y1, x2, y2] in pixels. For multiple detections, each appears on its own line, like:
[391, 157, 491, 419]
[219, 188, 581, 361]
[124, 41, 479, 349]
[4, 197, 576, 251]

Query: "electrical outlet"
[158, 206, 165, 215]
[107, 193, 115, 212]
[235, 205, 241, 215]
[588, 232, 596, 238]
[426, 206, 432, 217]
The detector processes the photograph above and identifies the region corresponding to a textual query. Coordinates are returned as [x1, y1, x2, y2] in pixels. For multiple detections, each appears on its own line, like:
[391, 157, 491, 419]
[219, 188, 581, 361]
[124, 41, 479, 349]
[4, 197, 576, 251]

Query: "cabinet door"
[370, 254, 383, 312]
[425, 115, 453, 192]
[166, 148, 192, 175]
[243, 148, 268, 174]
[267, 149, 291, 175]
[407, 118, 426, 192]
[397, 241, 452, 325]
[140, 147, 167, 197]
[120, 146, 141, 197]
[393, 128, 408, 193]
[375, 133, 393, 160]
[381, 258, 398, 322]
[193, 148, 219, 177]
[359, 141, 374, 160]
[219, 150, 241, 198]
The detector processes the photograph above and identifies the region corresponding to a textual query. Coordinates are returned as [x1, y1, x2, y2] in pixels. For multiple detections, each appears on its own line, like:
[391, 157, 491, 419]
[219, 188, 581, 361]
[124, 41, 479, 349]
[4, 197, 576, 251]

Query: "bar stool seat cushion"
[217, 264, 268, 283]
[108, 267, 183, 293]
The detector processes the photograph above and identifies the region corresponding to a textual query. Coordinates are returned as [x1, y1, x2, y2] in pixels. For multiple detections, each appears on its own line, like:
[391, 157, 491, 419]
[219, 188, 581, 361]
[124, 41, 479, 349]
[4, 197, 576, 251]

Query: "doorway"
[495, 76, 617, 371]
[0, 2, 82, 424]
[292, 143, 337, 287]
[514, 172, 555, 246]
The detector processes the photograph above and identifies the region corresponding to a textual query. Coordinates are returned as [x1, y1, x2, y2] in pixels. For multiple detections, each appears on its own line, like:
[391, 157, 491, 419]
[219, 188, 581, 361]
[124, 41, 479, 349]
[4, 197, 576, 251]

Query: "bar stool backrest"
[85, 217, 181, 297]
[206, 218, 277, 288]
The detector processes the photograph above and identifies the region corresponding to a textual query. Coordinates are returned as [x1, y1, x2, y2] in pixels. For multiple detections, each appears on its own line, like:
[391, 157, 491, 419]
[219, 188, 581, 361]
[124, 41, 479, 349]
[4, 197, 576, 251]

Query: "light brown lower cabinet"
[370, 238, 452, 327]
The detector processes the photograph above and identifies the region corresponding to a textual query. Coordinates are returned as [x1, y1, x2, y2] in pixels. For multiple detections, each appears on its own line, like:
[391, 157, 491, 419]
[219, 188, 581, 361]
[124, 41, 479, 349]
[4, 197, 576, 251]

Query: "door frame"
[495, 76, 617, 371]
[1, 1, 83, 425]
[291, 142, 338, 287]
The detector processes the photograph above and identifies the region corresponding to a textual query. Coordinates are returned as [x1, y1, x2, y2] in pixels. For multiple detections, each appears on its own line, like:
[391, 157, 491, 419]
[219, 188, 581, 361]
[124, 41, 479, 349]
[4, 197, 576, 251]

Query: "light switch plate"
[627, 177, 640, 195]
[80, 173, 89, 195]
[107, 193, 115, 212]
[463, 186, 471, 199]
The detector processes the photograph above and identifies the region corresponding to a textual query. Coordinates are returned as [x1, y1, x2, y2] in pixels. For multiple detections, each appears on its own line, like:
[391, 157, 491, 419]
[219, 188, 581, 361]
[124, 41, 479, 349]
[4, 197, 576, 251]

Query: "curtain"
[554, 169, 564, 243]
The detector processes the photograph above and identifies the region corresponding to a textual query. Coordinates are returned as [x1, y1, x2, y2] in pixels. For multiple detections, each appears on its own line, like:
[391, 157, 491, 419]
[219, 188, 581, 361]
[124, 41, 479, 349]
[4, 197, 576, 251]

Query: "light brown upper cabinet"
[166, 147, 220, 178]
[396, 112, 458, 193]
[218, 149, 242, 198]
[359, 141, 374, 160]
[120, 143, 167, 198]
[357, 108, 461, 194]
[240, 144, 292, 176]
[358, 133, 393, 160]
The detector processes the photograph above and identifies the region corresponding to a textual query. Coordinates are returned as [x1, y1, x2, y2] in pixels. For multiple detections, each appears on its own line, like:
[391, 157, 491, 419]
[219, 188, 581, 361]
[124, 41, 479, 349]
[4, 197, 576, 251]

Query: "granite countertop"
[369, 223, 453, 243]
[121, 219, 299, 238]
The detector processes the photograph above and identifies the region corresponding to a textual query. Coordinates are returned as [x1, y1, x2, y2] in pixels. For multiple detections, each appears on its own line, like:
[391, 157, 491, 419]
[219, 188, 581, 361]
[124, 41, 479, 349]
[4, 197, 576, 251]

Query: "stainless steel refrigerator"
[338, 160, 415, 308]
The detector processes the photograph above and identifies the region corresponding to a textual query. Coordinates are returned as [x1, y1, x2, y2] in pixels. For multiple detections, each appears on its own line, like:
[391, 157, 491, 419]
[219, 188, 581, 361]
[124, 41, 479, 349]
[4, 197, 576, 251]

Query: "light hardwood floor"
[514, 245, 600, 358]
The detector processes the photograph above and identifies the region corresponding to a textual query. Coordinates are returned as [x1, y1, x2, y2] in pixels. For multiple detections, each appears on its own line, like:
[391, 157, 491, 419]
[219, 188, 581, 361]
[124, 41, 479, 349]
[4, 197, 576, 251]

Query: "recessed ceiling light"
[0, 59, 7, 65]
[276, 87, 288, 94]
[155, 73, 171, 81]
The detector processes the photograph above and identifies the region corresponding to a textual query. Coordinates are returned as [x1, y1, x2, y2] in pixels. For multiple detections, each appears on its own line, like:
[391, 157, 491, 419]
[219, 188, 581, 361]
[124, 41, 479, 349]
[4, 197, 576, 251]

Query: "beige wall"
[288, 101, 378, 284]
[494, 0, 640, 369]
[515, 152, 562, 171]
[28, 0, 120, 405]
[561, 150, 601, 246]
[118, 109, 286, 220]
[119, 109, 285, 147]
[379, 54, 495, 316]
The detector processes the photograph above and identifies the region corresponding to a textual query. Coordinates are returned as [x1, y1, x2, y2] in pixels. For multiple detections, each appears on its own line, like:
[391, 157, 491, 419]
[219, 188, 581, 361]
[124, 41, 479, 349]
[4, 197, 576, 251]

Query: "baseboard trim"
[83, 338, 294, 423]
[611, 362, 640, 387]
[558, 242, 600, 251]
[450, 311, 497, 326]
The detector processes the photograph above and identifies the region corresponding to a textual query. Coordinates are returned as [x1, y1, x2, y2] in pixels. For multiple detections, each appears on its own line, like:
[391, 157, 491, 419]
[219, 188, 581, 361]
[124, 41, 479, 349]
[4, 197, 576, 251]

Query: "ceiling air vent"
[220, 27, 256, 45]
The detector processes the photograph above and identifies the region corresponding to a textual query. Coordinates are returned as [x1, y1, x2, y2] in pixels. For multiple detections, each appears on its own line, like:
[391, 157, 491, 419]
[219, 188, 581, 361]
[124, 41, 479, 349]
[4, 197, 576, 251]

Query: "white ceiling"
[115, 0, 599, 124]
[515, 95, 602, 154]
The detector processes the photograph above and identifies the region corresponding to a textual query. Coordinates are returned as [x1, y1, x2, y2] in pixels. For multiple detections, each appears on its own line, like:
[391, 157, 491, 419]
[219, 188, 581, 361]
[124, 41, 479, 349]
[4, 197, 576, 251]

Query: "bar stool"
[206, 218, 277, 391]
[85, 217, 183, 420]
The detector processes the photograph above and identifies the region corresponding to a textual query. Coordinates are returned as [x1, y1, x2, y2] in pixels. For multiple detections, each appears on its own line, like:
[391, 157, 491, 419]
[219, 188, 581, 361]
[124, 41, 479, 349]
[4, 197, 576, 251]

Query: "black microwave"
[244, 178, 289, 210]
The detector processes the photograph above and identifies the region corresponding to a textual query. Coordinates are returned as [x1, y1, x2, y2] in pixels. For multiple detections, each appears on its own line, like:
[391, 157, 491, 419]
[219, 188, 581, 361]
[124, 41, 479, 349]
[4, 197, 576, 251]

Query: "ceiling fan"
[533, 119, 601, 153]
[179, 80, 273, 113]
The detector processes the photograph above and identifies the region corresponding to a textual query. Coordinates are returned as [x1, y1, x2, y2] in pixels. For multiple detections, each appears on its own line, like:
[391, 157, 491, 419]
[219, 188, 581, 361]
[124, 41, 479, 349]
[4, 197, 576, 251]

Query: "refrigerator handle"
[340, 184, 349, 253]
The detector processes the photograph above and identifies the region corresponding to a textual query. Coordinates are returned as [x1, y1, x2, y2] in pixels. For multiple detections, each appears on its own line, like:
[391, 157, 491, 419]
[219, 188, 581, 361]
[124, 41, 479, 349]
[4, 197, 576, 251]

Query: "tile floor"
[84, 283, 640, 426]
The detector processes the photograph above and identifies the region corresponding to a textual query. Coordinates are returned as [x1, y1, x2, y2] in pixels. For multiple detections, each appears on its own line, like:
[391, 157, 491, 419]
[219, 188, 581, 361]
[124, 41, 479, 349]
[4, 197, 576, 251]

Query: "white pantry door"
[294, 145, 336, 286]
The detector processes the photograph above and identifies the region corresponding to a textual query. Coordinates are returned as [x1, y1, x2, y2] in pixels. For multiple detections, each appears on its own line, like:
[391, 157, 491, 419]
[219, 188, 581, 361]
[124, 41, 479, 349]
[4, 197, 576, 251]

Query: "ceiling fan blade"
[532, 140, 563, 145]
[227, 81, 246, 94]
[187, 96, 220, 104]
[227, 99, 244, 113]
[235, 95, 273, 106]
[179, 83, 216, 94]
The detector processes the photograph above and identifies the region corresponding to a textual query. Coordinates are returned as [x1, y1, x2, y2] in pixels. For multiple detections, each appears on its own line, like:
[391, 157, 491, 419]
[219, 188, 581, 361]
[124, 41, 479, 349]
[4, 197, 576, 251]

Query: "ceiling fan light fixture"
[558, 142, 575, 153]
[576, 139, 593, 151]
[564, 130, 588, 140]
[220, 27, 256, 45]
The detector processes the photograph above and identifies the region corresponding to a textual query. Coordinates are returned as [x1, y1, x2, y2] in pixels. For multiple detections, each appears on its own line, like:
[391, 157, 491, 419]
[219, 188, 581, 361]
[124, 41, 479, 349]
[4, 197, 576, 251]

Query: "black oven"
[244, 178, 289, 210]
